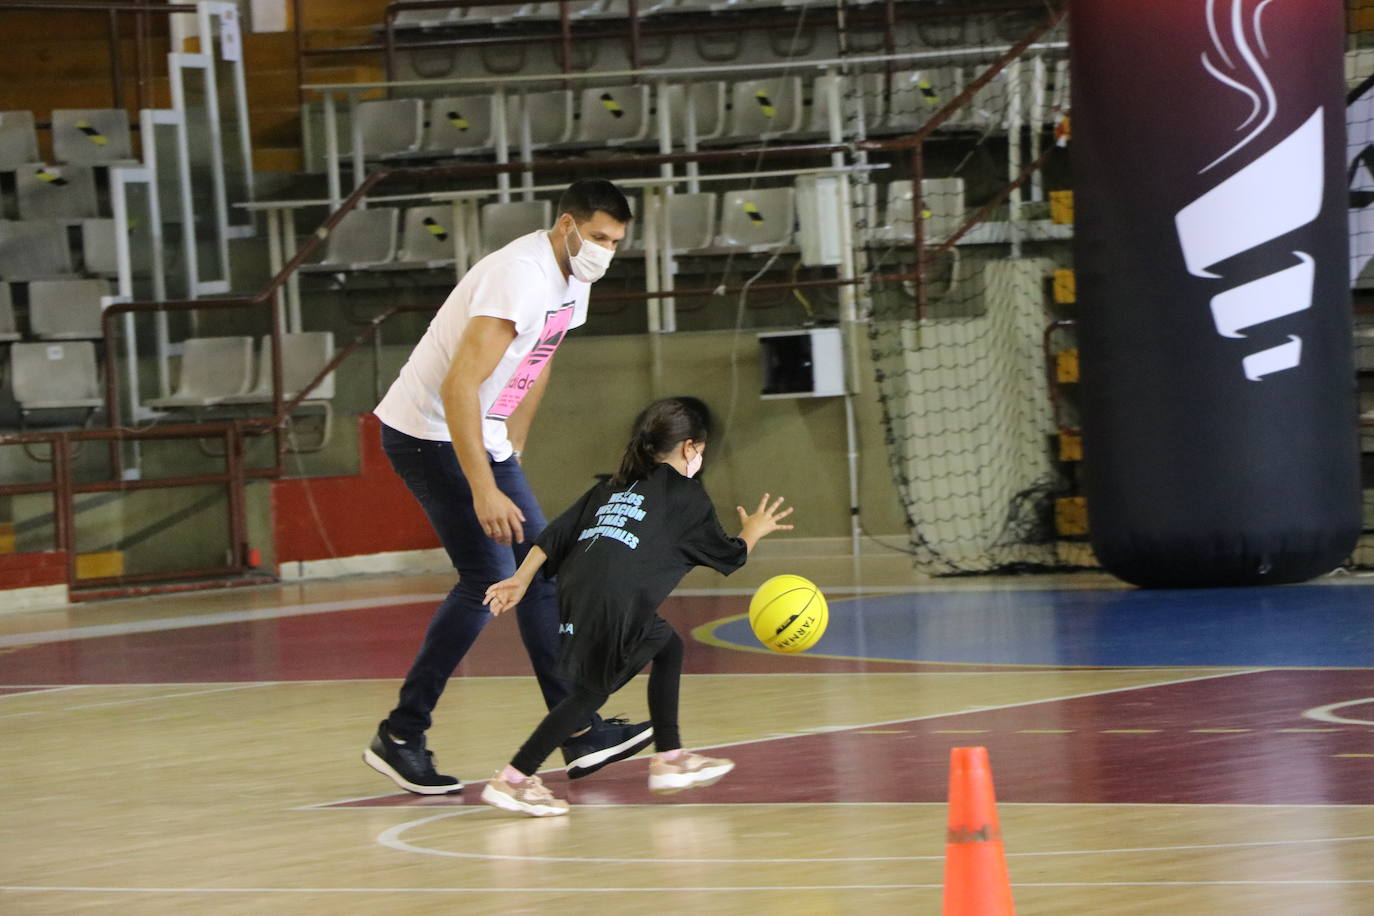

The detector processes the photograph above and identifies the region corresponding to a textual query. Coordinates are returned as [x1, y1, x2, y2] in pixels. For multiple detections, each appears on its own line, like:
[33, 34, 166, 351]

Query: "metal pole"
[108, 9, 124, 108]
[323, 92, 342, 207]
[911, 142, 926, 323]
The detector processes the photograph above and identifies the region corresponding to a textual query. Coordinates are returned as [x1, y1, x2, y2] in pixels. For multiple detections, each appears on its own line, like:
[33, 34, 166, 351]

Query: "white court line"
[0, 587, 891, 650]
[685, 667, 1271, 754]
[0, 594, 447, 649]
[0, 683, 274, 719]
[311, 668, 1270, 811]
[0, 685, 86, 700]
[5, 880, 1374, 895]
[377, 809, 1374, 865]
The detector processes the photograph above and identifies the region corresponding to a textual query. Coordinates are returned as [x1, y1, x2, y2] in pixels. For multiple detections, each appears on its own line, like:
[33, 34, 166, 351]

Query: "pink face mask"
[685, 446, 703, 479]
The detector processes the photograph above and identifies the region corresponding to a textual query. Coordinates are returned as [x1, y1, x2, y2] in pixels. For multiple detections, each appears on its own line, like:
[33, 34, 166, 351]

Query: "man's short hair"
[558, 179, 632, 225]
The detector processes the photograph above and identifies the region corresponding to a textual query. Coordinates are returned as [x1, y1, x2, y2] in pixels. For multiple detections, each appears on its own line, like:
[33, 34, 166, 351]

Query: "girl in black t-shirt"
[478, 396, 793, 817]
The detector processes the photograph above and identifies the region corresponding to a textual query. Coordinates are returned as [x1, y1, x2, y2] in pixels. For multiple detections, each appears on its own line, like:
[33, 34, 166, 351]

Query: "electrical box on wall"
[758, 327, 845, 399]
[795, 175, 844, 267]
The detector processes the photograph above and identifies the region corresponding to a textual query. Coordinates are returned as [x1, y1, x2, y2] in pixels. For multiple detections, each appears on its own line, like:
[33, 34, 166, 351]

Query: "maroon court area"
[334, 669, 1374, 808]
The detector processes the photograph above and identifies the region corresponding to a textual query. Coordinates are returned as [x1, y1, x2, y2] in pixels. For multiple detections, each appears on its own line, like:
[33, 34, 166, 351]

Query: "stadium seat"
[309, 207, 399, 269]
[717, 188, 794, 248]
[464, 3, 544, 24]
[575, 85, 651, 144]
[807, 73, 849, 135]
[0, 110, 38, 169]
[727, 77, 804, 138]
[222, 332, 336, 405]
[146, 336, 255, 409]
[479, 200, 551, 254]
[505, 91, 575, 147]
[81, 218, 152, 276]
[16, 164, 99, 220]
[28, 278, 109, 339]
[11, 340, 103, 418]
[394, 7, 462, 27]
[51, 109, 134, 164]
[355, 99, 425, 157]
[884, 68, 961, 131]
[878, 177, 966, 245]
[395, 205, 459, 265]
[664, 82, 727, 142]
[426, 95, 501, 152]
[0, 220, 74, 279]
[0, 282, 18, 341]
[665, 192, 716, 251]
[219, 332, 337, 450]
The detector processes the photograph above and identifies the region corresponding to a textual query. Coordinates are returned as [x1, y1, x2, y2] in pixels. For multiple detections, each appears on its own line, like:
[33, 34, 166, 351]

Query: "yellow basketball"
[748, 574, 828, 654]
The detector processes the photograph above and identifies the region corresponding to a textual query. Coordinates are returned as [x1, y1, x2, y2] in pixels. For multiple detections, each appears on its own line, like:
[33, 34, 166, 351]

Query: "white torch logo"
[1174, 0, 1323, 381]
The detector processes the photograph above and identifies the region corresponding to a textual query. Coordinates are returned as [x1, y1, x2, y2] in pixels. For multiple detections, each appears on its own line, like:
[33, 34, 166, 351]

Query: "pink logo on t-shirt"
[486, 304, 574, 421]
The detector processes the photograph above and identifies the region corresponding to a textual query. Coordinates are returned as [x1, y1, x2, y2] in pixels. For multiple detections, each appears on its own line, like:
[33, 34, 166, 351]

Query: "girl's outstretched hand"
[737, 493, 795, 552]
[483, 576, 528, 616]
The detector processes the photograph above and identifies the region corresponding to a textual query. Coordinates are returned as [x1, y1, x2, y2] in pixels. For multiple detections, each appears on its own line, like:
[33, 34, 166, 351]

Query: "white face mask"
[566, 221, 614, 283]
[685, 445, 703, 479]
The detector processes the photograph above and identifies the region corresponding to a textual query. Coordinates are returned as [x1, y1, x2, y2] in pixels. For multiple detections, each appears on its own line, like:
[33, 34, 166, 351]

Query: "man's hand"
[474, 486, 526, 545]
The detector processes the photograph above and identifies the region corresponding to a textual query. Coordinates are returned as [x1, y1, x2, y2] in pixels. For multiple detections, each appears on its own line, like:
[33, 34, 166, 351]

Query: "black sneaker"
[362, 722, 462, 795]
[561, 715, 654, 779]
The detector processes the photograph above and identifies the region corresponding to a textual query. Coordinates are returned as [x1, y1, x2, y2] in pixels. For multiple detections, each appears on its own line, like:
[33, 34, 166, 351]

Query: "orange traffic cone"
[942, 746, 1014, 915]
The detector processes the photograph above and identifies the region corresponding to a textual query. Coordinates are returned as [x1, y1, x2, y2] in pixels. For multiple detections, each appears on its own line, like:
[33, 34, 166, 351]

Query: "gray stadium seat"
[464, 3, 543, 23]
[884, 68, 961, 131]
[356, 99, 425, 157]
[16, 164, 99, 220]
[426, 95, 500, 152]
[11, 340, 103, 418]
[28, 278, 109, 339]
[664, 82, 727, 142]
[879, 178, 966, 245]
[505, 91, 575, 147]
[808, 73, 848, 134]
[221, 332, 336, 405]
[727, 77, 805, 138]
[576, 85, 651, 145]
[0, 111, 38, 169]
[0, 220, 73, 280]
[146, 336, 255, 409]
[0, 282, 18, 341]
[396, 205, 458, 265]
[51, 109, 134, 164]
[81, 218, 152, 276]
[666, 192, 717, 251]
[220, 332, 336, 451]
[479, 200, 551, 254]
[394, 7, 462, 27]
[717, 188, 794, 249]
[309, 208, 399, 269]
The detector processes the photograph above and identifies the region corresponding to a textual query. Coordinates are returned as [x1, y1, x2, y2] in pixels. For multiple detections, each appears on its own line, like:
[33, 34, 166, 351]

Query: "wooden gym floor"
[2, 563, 1373, 914]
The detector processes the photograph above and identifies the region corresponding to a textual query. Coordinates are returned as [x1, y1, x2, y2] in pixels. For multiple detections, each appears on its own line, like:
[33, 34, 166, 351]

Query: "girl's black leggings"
[511, 630, 684, 776]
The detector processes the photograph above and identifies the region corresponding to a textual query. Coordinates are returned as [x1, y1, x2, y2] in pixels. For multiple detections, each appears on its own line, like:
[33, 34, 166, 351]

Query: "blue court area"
[709, 584, 1374, 667]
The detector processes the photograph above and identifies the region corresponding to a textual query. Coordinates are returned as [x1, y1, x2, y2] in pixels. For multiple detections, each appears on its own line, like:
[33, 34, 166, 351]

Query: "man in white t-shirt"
[363, 180, 651, 795]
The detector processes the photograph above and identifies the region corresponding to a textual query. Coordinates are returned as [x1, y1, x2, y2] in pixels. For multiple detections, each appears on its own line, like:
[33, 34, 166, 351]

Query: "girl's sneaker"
[648, 753, 735, 795]
[480, 773, 570, 817]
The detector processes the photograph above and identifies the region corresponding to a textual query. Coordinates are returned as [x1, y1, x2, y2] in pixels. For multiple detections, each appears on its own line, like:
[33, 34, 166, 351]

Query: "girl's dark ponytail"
[610, 396, 713, 487]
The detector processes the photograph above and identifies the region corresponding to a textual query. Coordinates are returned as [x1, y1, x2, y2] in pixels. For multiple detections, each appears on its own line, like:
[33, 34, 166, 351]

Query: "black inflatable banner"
[1070, 0, 1359, 587]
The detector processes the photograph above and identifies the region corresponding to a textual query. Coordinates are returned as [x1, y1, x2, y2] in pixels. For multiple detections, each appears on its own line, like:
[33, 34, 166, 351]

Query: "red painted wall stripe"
[271, 413, 441, 564]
